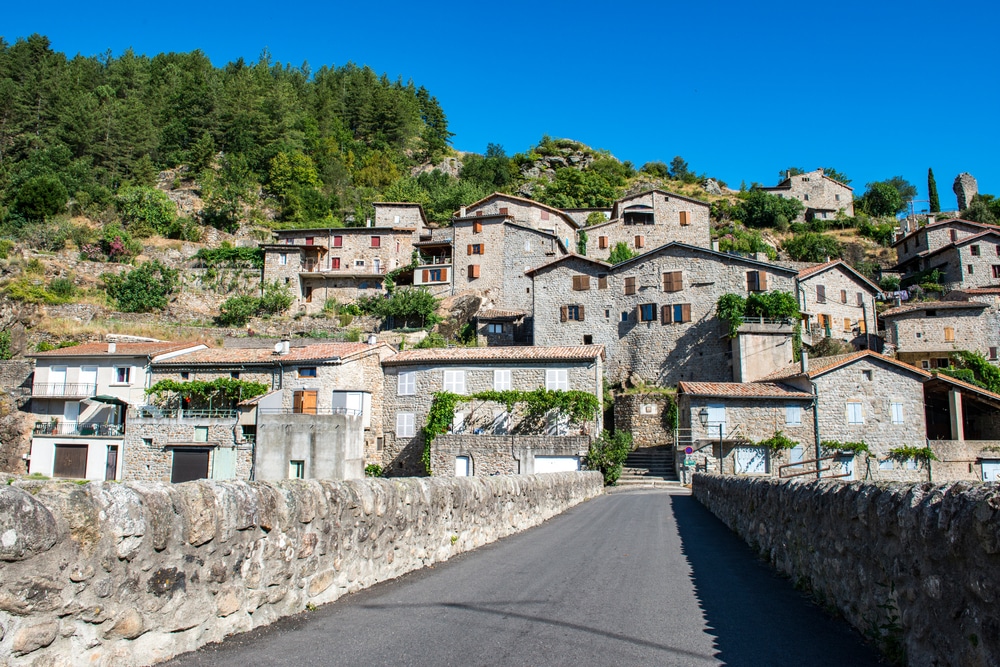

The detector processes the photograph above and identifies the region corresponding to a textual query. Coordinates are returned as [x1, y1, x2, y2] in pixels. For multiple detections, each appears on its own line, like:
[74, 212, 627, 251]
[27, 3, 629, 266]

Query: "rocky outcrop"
[702, 178, 723, 196]
[954, 173, 978, 211]
[0, 473, 601, 665]
[694, 474, 1000, 666]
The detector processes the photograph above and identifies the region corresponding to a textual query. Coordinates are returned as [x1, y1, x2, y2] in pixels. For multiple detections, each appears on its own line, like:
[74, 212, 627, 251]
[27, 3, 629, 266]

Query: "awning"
[87, 395, 130, 407]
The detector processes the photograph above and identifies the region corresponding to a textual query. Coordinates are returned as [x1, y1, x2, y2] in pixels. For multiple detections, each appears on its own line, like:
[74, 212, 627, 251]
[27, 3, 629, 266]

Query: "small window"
[469, 264, 481, 279]
[604, 309, 610, 319]
[927, 310, 937, 317]
[624, 277, 636, 295]
[468, 243, 484, 255]
[572, 275, 591, 291]
[857, 292, 864, 306]
[583, 334, 593, 345]
[305, 237, 315, 246]
[747, 271, 767, 292]
[890, 402, 904, 424]
[485, 323, 503, 335]
[968, 265, 974, 275]
[944, 327, 955, 342]
[835, 194, 841, 201]
[862, 370, 873, 381]
[634, 235, 645, 249]
[991, 347, 998, 361]
[621, 311, 629, 322]
[804, 194, 810, 201]
[278, 253, 288, 266]
[921, 360, 931, 369]
[331, 257, 341, 269]
[142, 437, 153, 448]
[662, 271, 683, 292]
[371, 236, 381, 248]
[397, 371, 416, 395]
[951, 229, 958, 242]
[598, 275, 608, 289]
[679, 211, 690, 226]
[333, 235, 343, 248]
[841, 289, 847, 304]
[443, 370, 466, 394]
[194, 426, 209, 443]
[230, 371, 240, 379]
[181, 372, 190, 380]
[816, 284, 826, 303]
[541, 210, 550, 221]
[396, 412, 415, 437]
[561, 304, 585, 322]
[115, 367, 131, 384]
[473, 221, 483, 234]
[993, 265, 1000, 279]
[494, 369, 512, 391]
[599, 236, 609, 249]
[879, 458, 894, 470]
[844, 318, 852, 332]
[289, 460, 305, 479]
[786, 405, 802, 426]
[546, 369, 569, 391]
[847, 401, 864, 424]
[638, 303, 657, 322]
[355, 259, 366, 268]
[972, 245, 981, 256]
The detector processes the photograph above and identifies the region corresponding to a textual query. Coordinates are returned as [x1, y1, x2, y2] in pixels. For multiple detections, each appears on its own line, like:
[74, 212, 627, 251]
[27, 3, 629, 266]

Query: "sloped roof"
[892, 218, 1000, 248]
[153, 343, 385, 366]
[795, 259, 881, 293]
[31, 342, 200, 358]
[524, 252, 610, 276]
[612, 189, 711, 216]
[678, 381, 813, 399]
[926, 372, 1000, 406]
[892, 229, 1000, 270]
[765, 169, 854, 191]
[372, 201, 429, 226]
[455, 192, 579, 227]
[383, 345, 604, 366]
[880, 300, 987, 319]
[760, 351, 931, 382]
[476, 309, 525, 320]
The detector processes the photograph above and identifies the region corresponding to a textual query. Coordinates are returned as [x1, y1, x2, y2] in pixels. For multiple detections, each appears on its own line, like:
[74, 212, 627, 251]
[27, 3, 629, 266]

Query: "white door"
[48, 366, 67, 395]
[837, 456, 856, 480]
[62, 401, 80, 433]
[983, 460, 1000, 482]
[735, 446, 767, 474]
[790, 445, 805, 468]
[706, 405, 727, 439]
[373, 258, 381, 274]
[535, 456, 581, 473]
[211, 447, 237, 480]
[455, 456, 470, 476]
[79, 366, 98, 393]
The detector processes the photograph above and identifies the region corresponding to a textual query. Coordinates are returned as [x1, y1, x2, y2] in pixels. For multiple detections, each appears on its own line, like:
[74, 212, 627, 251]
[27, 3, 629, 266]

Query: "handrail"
[257, 407, 363, 416]
[779, 454, 854, 479]
[32, 383, 98, 397]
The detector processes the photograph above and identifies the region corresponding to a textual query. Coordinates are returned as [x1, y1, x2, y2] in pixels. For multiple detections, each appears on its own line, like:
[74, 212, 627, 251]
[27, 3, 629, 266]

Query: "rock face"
[694, 475, 1000, 667]
[702, 179, 723, 196]
[953, 172, 978, 210]
[0, 474, 601, 665]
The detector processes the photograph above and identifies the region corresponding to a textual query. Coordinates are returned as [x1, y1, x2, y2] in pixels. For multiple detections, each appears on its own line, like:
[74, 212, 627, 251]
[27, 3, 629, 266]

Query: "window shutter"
[758, 271, 767, 290]
[663, 272, 672, 292]
[572, 275, 580, 290]
[422, 269, 429, 282]
[473, 221, 482, 234]
[625, 277, 636, 295]
[441, 268, 448, 280]
[747, 272, 757, 292]
[480, 243, 486, 253]
[578, 304, 585, 321]
[635, 235, 645, 248]
[581, 275, 590, 290]
[681, 303, 692, 322]
[560, 306, 568, 322]
[679, 211, 690, 226]
[598, 276, 608, 289]
[857, 292, 864, 306]
[817, 285, 826, 303]
[599, 236, 608, 249]
[469, 264, 480, 278]
[841, 289, 847, 303]
[661, 305, 673, 324]
[951, 229, 958, 242]
[467, 244, 473, 255]
[499, 207, 508, 215]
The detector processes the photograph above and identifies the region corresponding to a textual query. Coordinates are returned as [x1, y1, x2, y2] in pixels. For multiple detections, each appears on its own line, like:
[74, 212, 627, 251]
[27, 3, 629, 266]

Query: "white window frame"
[114, 366, 131, 384]
[396, 412, 415, 438]
[278, 253, 288, 266]
[785, 405, 802, 426]
[452, 411, 466, 434]
[879, 458, 894, 470]
[289, 460, 305, 479]
[847, 401, 864, 425]
[397, 371, 416, 396]
[443, 370, 466, 394]
[494, 369, 512, 391]
[890, 402, 904, 425]
[545, 369, 569, 391]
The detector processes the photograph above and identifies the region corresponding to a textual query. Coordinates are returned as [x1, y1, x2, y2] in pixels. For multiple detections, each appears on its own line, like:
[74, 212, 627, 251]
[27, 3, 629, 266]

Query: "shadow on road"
[668, 494, 882, 667]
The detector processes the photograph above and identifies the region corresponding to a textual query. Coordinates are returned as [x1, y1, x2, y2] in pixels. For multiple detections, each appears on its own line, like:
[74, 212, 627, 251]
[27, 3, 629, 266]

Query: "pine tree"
[927, 168, 940, 213]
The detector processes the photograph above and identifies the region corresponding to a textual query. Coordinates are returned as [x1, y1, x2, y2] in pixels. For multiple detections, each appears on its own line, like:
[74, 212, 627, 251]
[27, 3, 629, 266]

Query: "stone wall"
[430, 434, 591, 476]
[613, 393, 676, 447]
[762, 169, 854, 221]
[585, 190, 711, 259]
[798, 267, 877, 344]
[886, 305, 998, 367]
[0, 472, 602, 666]
[0, 360, 33, 395]
[693, 474, 1000, 666]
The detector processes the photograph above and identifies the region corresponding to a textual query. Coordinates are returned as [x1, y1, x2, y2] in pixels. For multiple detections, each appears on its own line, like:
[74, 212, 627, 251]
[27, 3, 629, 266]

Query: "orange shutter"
[758, 272, 767, 291]
[467, 244, 473, 255]
[599, 236, 608, 249]
[560, 306, 568, 322]
[681, 304, 692, 323]
[473, 221, 482, 234]
[422, 269, 429, 282]
[469, 265, 480, 278]
[679, 211, 690, 226]
[598, 276, 608, 289]
[661, 305, 673, 324]
[578, 305, 585, 321]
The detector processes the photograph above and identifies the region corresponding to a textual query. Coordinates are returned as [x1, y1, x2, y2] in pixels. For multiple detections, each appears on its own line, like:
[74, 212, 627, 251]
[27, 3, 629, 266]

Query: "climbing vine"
[888, 445, 938, 464]
[146, 378, 269, 403]
[755, 430, 799, 454]
[822, 440, 871, 456]
[422, 389, 601, 474]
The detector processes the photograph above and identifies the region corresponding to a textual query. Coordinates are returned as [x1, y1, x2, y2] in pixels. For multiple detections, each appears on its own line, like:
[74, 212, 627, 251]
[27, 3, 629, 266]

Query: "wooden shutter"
[857, 292, 864, 306]
[747, 272, 757, 292]
[441, 268, 448, 281]
[844, 318, 852, 332]
[758, 271, 767, 290]
[468, 244, 473, 255]
[599, 236, 608, 249]
[625, 277, 636, 295]
[951, 229, 958, 242]
[681, 303, 692, 323]
[476, 210, 483, 216]
[560, 306, 568, 322]
[578, 305, 585, 321]
[499, 207, 508, 215]
[479, 243, 485, 253]
[473, 221, 482, 234]
[635, 235, 644, 248]
[598, 276, 608, 289]
[469, 265, 480, 278]
[661, 305, 673, 324]
[841, 289, 847, 304]
[663, 271, 682, 292]
[817, 284, 826, 303]
[679, 211, 690, 226]
[572, 275, 590, 291]
[422, 269, 429, 282]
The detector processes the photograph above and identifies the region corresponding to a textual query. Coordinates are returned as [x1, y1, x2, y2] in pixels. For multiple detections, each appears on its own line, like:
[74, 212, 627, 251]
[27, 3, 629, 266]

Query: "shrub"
[584, 430, 633, 485]
[733, 188, 804, 228]
[102, 260, 179, 312]
[14, 174, 68, 221]
[756, 431, 799, 454]
[192, 243, 264, 269]
[716, 225, 777, 260]
[115, 185, 176, 237]
[0, 330, 11, 360]
[745, 290, 799, 320]
[358, 287, 441, 329]
[364, 464, 383, 477]
[258, 281, 293, 315]
[782, 232, 843, 262]
[413, 332, 448, 349]
[858, 218, 897, 246]
[608, 242, 635, 264]
[96, 223, 143, 262]
[217, 295, 260, 327]
[0, 239, 14, 259]
[48, 277, 76, 298]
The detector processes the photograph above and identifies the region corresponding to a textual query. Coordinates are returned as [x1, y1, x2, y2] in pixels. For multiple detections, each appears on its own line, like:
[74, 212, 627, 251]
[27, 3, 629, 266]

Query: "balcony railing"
[32, 383, 97, 398]
[130, 406, 238, 420]
[33, 421, 123, 437]
[300, 264, 388, 274]
[418, 255, 452, 266]
[258, 407, 363, 416]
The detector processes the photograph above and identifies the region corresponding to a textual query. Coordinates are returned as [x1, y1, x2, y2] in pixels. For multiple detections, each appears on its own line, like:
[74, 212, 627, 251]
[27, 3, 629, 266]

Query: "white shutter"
[847, 401, 864, 424]
[443, 370, 466, 394]
[396, 412, 415, 438]
[706, 405, 727, 436]
[785, 405, 802, 426]
[494, 370, 512, 391]
[398, 371, 416, 396]
[890, 402, 904, 424]
[545, 369, 569, 391]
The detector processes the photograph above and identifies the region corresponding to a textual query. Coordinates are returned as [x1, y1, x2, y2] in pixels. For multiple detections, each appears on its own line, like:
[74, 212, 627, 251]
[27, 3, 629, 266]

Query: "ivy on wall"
[146, 378, 270, 404]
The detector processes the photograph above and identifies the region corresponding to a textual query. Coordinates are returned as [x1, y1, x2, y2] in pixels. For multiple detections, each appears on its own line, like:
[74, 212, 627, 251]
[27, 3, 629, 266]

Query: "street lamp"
[698, 408, 724, 474]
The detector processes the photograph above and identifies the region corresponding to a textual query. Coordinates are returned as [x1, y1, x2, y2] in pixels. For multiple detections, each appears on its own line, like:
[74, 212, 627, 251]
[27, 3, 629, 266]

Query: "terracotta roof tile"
[880, 300, 987, 318]
[928, 372, 1000, 404]
[678, 381, 813, 399]
[892, 218, 1000, 247]
[31, 342, 199, 358]
[476, 309, 525, 320]
[760, 351, 931, 382]
[383, 346, 603, 366]
[796, 259, 881, 292]
[154, 343, 382, 366]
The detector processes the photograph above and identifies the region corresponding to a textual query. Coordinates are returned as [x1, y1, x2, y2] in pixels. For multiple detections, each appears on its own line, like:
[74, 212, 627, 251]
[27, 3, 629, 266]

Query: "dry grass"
[36, 316, 218, 344]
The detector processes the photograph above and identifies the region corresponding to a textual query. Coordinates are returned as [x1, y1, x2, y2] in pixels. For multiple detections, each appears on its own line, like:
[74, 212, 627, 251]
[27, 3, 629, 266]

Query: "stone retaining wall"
[0, 472, 602, 666]
[693, 474, 1000, 666]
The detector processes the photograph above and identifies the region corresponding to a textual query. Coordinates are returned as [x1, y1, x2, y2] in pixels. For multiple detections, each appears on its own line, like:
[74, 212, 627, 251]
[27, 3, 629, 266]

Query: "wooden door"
[105, 445, 118, 481]
[54, 444, 88, 478]
[293, 390, 317, 414]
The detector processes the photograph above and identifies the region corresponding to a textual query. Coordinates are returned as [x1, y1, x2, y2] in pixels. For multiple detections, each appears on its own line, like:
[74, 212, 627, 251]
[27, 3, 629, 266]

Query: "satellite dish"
[273, 343, 283, 354]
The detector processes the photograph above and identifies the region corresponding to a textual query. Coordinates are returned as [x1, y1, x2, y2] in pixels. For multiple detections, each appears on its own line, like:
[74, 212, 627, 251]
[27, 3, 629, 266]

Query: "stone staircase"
[616, 445, 685, 489]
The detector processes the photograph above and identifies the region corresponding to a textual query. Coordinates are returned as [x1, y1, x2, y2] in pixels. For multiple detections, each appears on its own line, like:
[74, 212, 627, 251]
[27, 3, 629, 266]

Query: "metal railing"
[32, 383, 97, 397]
[300, 265, 388, 275]
[418, 256, 452, 266]
[257, 407, 363, 416]
[778, 454, 853, 479]
[130, 406, 238, 420]
[33, 421, 124, 437]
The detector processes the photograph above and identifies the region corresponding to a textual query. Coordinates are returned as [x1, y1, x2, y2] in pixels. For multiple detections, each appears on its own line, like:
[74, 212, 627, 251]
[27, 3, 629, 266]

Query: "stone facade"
[583, 189, 711, 259]
[529, 244, 798, 385]
[430, 434, 591, 477]
[796, 261, 879, 347]
[693, 475, 1000, 667]
[613, 393, 676, 448]
[460, 193, 578, 247]
[121, 417, 250, 483]
[380, 348, 603, 476]
[902, 231, 1000, 292]
[882, 301, 998, 369]
[0, 473, 602, 665]
[954, 172, 978, 210]
[761, 168, 854, 221]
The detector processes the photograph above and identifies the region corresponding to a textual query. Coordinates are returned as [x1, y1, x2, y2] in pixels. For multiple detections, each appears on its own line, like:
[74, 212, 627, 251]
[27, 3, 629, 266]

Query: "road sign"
[684, 447, 693, 454]
[684, 457, 695, 467]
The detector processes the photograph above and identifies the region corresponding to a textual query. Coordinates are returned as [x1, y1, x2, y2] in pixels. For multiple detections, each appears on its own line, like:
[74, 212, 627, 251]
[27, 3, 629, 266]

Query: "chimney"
[800, 349, 809, 375]
[367, 334, 378, 346]
[711, 240, 720, 252]
[280, 338, 290, 355]
[108, 342, 116, 354]
[366, 218, 372, 227]
[459, 206, 467, 218]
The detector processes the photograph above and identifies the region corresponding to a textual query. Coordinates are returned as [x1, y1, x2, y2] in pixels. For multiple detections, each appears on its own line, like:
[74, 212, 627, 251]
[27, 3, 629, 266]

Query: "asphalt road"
[165, 490, 882, 667]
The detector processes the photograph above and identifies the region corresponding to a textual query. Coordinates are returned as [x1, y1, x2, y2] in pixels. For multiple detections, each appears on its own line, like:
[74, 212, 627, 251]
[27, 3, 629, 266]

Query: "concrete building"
[380, 346, 604, 477]
[527, 242, 799, 385]
[27, 341, 206, 481]
[795, 260, 880, 348]
[761, 168, 854, 221]
[126, 341, 393, 483]
[881, 300, 996, 369]
[581, 189, 711, 260]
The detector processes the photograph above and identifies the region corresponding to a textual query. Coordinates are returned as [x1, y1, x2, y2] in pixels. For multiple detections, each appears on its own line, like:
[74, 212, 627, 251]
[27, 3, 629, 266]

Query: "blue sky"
[5, 0, 998, 211]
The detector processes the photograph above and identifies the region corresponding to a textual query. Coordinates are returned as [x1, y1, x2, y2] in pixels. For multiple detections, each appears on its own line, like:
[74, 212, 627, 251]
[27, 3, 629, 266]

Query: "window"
[599, 236, 609, 249]
[305, 237, 314, 246]
[936, 358, 950, 368]
[473, 221, 482, 234]
[662, 271, 683, 292]
[879, 458, 894, 471]
[443, 370, 466, 394]
[572, 275, 591, 291]
[835, 194, 841, 201]
[890, 402, 904, 424]
[951, 229, 958, 242]
[847, 401, 864, 425]
[278, 253, 288, 266]
[485, 323, 503, 335]
[289, 460, 305, 479]
[926, 310, 937, 317]
[396, 412, 415, 437]
[679, 211, 690, 226]
[857, 292, 864, 306]
[972, 245, 981, 256]
[451, 411, 466, 434]
[583, 334, 593, 345]
[468, 264, 481, 279]
[397, 371, 416, 395]
[181, 372, 190, 380]
[844, 318, 852, 332]
[499, 207, 509, 215]
[841, 289, 847, 304]
[371, 236, 381, 248]
[194, 426, 209, 443]
[604, 309, 610, 319]
[747, 271, 767, 292]
[621, 311, 629, 322]
[968, 265, 974, 275]
[142, 437, 153, 448]
[786, 405, 802, 426]
[561, 305, 585, 321]
[330, 257, 341, 270]
[993, 265, 1000, 279]
[991, 347, 998, 361]
[355, 259, 366, 268]
[468, 243, 484, 255]
[304, 286, 313, 303]
[639, 303, 657, 322]
[816, 284, 826, 303]
[546, 369, 569, 391]
[624, 277, 636, 295]
[921, 360, 931, 369]
[804, 194, 810, 201]
[540, 210, 550, 221]
[661, 303, 692, 324]
[598, 275, 608, 289]
[634, 235, 645, 249]
[494, 369, 512, 391]
[333, 235, 343, 248]
[945, 327, 955, 342]
[862, 370, 873, 381]
[115, 367, 131, 384]
[426, 268, 444, 282]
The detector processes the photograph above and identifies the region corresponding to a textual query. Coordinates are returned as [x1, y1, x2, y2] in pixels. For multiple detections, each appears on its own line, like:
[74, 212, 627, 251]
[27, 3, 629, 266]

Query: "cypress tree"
[928, 168, 941, 213]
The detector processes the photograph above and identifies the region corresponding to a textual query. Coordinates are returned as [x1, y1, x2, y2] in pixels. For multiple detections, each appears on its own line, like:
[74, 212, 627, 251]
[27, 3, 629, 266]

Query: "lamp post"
[699, 408, 723, 475]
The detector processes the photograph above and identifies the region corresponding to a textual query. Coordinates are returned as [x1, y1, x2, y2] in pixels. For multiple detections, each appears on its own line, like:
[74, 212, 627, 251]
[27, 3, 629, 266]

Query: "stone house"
[923, 372, 1000, 482]
[892, 220, 1000, 291]
[795, 260, 880, 348]
[125, 341, 393, 483]
[893, 218, 997, 270]
[380, 346, 604, 477]
[527, 242, 799, 385]
[260, 202, 429, 314]
[27, 341, 207, 481]
[580, 189, 711, 260]
[761, 168, 854, 221]
[881, 300, 996, 369]
[412, 226, 454, 298]
[457, 192, 579, 250]
[563, 207, 611, 227]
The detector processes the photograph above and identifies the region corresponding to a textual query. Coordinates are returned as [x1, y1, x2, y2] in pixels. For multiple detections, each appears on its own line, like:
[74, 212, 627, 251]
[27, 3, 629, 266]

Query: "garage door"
[534, 456, 580, 473]
[983, 460, 1000, 482]
[171, 449, 210, 483]
[54, 444, 88, 478]
[734, 446, 767, 475]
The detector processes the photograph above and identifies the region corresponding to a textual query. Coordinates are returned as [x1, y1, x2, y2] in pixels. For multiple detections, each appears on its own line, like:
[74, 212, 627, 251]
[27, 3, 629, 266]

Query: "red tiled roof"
[927, 372, 1000, 404]
[760, 351, 932, 382]
[31, 342, 200, 358]
[796, 259, 880, 292]
[892, 218, 1000, 247]
[678, 381, 813, 399]
[476, 309, 525, 320]
[880, 300, 986, 318]
[383, 346, 604, 366]
[154, 343, 384, 366]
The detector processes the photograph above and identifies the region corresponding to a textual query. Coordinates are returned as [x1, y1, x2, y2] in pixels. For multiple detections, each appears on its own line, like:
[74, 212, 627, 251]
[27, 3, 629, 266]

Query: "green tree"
[858, 181, 904, 217]
[14, 174, 68, 220]
[114, 185, 176, 236]
[640, 161, 669, 178]
[960, 195, 1000, 225]
[669, 156, 692, 182]
[735, 189, 804, 228]
[102, 260, 179, 312]
[782, 232, 843, 262]
[584, 430, 633, 485]
[927, 168, 940, 213]
[460, 143, 517, 190]
[358, 286, 441, 328]
[608, 242, 635, 264]
[820, 167, 851, 185]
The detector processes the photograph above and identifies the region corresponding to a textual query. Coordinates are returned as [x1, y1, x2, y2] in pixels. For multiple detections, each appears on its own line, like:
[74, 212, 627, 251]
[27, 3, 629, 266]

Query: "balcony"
[418, 255, 452, 266]
[130, 406, 239, 420]
[33, 421, 123, 437]
[32, 383, 97, 398]
[299, 264, 388, 275]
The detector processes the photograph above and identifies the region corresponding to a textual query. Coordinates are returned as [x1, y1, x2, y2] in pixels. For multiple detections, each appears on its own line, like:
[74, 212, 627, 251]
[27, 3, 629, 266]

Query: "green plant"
[48, 277, 76, 299]
[888, 445, 937, 464]
[115, 185, 176, 237]
[450, 534, 459, 545]
[358, 287, 441, 329]
[782, 232, 843, 262]
[146, 378, 269, 405]
[0, 330, 11, 360]
[102, 261, 179, 312]
[0, 239, 14, 259]
[344, 328, 362, 342]
[364, 464, 383, 477]
[716, 293, 748, 337]
[607, 242, 635, 265]
[584, 430, 633, 485]
[756, 431, 799, 454]
[413, 332, 448, 349]
[24, 259, 44, 275]
[192, 244, 265, 269]
[822, 440, 871, 456]
[217, 295, 260, 327]
[942, 351, 1000, 393]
